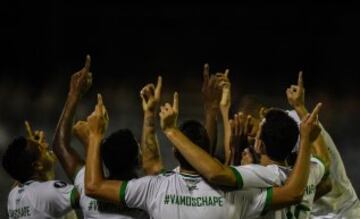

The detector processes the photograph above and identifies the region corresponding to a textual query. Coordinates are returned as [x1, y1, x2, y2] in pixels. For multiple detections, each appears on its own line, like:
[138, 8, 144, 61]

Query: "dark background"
[1, 3, 360, 217]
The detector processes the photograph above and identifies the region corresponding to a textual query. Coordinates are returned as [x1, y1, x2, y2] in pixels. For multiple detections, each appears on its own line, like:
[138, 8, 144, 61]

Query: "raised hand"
[159, 92, 179, 131]
[25, 121, 47, 146]
[140, 76, 162, 112]
[73, 120, 90, 146]
[229, 113, 254, 165]
[202, 64, 229, 110]
[69, 54, 93, 98]
[300, 103, 322, 143]
[87, 94, 109, 138]
[219, 73, 231, 115]
[286, 71, 305, 109]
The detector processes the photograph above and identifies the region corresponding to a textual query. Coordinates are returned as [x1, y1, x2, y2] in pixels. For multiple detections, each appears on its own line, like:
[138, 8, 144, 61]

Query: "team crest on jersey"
[54, 181, 67, 188]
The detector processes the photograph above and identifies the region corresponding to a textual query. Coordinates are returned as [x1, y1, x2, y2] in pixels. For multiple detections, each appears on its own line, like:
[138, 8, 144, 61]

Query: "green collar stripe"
[229, 166, 243, 189]
[119, 181, 128, 206]
[70, 187, 79, 209]
[261, 187, 273, 216]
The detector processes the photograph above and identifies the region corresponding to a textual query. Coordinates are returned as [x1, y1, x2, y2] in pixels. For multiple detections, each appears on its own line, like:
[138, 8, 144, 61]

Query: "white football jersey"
[232, 157, 325, 219]
[120, 170, 272, 219]
[7, 180, 77, 219]
[74, 167, 148, 219]
[310, 126, 360, 219]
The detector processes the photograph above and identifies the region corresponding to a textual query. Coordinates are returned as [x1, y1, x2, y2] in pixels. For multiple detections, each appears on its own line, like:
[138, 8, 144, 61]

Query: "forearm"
[141, 112, 163, 175]
[271, 138, 311, 209]
[312, 125, 331, 172]
[294, 105, 309, 120]
[204, 107, 218, 156]
[164, 128, 236, 186]
[85, 134, 122, 204]
[221, 111, 231, 165]
[52, 94, 83, 179]
[287, 138, 311, 195]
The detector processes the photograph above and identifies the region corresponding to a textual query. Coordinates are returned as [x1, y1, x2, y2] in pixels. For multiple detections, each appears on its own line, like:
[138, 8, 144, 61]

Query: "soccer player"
[83, 90, 321, 219]
[52, 55, 155, 218]
[285, 72, 360, 218]
[2, 123, 78, 219]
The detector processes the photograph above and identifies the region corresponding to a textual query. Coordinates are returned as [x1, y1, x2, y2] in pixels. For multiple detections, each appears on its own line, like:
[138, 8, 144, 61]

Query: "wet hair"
[175, 120, 210, 171]
[2, 137, 40, 183]
[101, 129, 139, 177]
[260, 108, 299, 162]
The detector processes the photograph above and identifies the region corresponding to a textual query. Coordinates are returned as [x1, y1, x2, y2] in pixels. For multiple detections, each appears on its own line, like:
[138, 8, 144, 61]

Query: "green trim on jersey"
[261, 187, 273, 216]
[70, 187, 79, 209]
[119, 181, 128, 206]
[229, 166, 243, 189]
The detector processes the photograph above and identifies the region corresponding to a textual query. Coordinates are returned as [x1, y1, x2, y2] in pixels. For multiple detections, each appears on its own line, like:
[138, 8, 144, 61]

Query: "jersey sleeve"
[33, 180, 78, 218]
[230, 187, 273, 218]
[73, 166, 85, 194]
[120, 175, 159, 211]
[310, 156, 326, 185]
[230, 164, 280, 189]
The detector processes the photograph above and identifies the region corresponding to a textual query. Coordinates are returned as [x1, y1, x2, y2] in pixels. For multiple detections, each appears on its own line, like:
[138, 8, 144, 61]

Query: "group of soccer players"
[2, 55, 360, 218]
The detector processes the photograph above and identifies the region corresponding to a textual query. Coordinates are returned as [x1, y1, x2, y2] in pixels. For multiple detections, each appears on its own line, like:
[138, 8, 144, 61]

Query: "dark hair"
[101, 129, 139, 177]
[175, 120, 210, 171]
[2, 137, 40, 183]
[260, 108, 299, 162]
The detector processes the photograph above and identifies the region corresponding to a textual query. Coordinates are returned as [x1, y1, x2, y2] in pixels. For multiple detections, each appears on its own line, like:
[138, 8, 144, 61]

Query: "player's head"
[174, 120, 210, 171]
[254, 108, 299, 162]
[101, 129, 139, 177]
[2, 136, 56, 183]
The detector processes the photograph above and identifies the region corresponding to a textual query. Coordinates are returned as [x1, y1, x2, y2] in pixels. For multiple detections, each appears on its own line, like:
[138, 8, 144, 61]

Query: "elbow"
[287, 190, 304, 205]
[85, 182, 100, 198]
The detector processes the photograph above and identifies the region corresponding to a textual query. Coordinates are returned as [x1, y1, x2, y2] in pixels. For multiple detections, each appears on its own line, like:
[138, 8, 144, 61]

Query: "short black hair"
[101, 129, 139, 176]
[2, 136, 40, 183]
[175, 120, 210, 171]
[260, 108, 299, 162]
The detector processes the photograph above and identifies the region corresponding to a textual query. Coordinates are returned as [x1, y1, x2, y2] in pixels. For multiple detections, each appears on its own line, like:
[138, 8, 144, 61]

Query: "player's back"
[122, 170, 270, 219]
[7, 180, 77, 219]
[311, 127, 360, 218]
[74, 167, 148, 219]
[235, 158, 325, 219]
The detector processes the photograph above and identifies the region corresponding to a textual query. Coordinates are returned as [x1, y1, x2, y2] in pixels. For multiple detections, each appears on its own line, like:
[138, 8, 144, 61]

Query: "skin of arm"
[140, 76, 164, 175]
[52, 55, 92, 181]
[286, 71, 331, 172]
[270, 103, 322, 210]
[160, 92, 238, 187]
[84, 94, 123, 204]
[219, 80, 232, 165]
[202, 64, 219, 156]
[202, 65, 229, 156]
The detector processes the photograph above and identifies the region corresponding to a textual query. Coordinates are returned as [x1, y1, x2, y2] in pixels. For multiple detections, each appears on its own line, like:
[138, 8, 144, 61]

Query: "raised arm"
[202, 64, 227, 156]
[140, 76, 164, 175]
[286, 71, 331, 172]
[52, 55, 92, 181]
[160, 92, 239, 187]
[85, 94, 123, 204]
[219, 72, 232, 165]
[270, 103, 322, 210]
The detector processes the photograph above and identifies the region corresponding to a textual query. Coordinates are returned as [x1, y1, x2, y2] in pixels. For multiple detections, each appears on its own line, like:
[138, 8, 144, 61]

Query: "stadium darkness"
[1, 3, 360, 218]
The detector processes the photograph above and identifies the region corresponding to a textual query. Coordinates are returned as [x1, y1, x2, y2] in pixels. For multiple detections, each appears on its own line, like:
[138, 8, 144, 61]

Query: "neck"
[260, 154, 286, 167]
